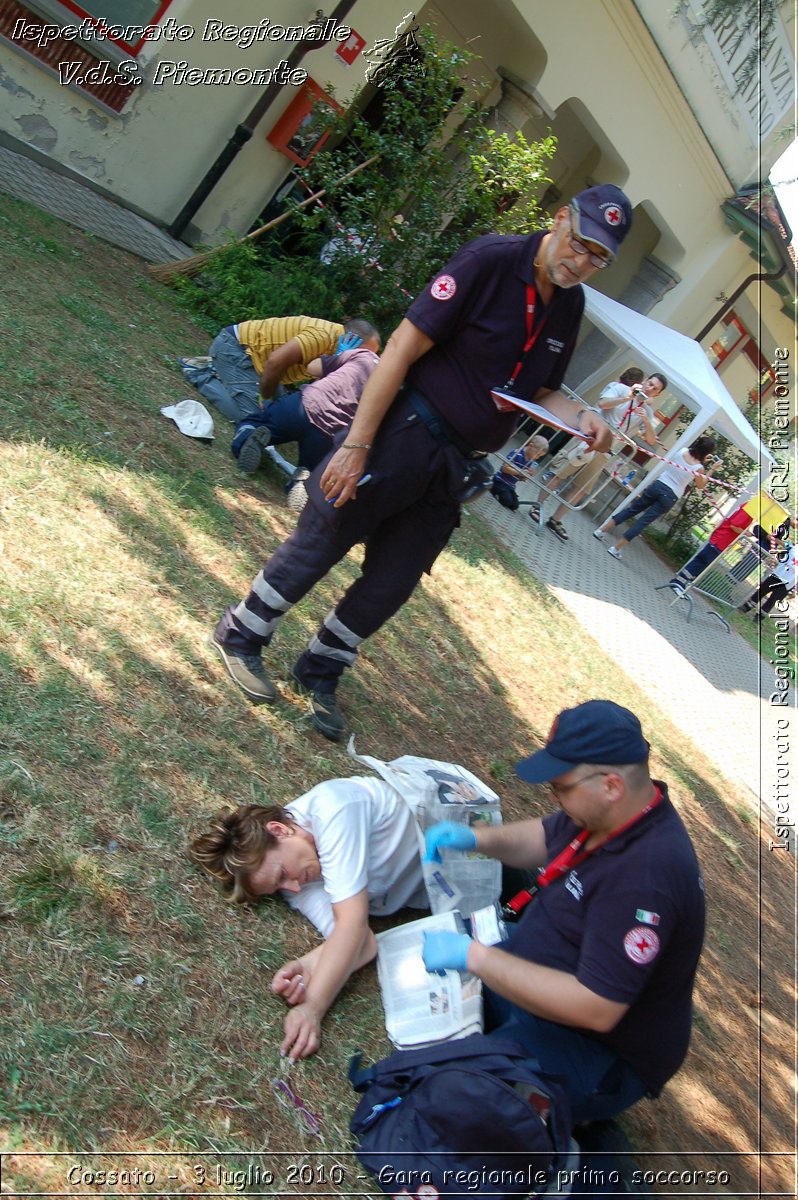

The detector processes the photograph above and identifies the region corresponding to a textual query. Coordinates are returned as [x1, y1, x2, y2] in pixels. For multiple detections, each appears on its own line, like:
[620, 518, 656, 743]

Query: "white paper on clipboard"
[490, 389, 590, 441]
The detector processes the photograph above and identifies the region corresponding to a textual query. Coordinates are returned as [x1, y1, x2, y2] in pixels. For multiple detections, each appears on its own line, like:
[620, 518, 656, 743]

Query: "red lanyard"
[503, 786, 664, 918]
[620, 393, 645, 431]
[507, 285, 545, 387]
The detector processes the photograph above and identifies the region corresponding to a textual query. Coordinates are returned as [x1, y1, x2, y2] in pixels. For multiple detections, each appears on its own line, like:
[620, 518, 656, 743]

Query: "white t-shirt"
[283, 776, 427, 937]
[599, 382, 654, 438]
[657, 448, 703, 500]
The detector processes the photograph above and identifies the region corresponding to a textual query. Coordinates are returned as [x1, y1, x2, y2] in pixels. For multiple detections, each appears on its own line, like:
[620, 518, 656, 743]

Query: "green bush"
[172, 24, 557, 336]
[172, 242, 345, 327]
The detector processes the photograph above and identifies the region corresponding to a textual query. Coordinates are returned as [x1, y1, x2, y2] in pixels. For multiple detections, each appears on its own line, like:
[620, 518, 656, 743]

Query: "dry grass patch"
[0, 194, 794, 1198]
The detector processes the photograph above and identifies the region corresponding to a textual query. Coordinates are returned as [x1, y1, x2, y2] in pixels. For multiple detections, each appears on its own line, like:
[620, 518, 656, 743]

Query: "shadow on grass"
[0, 457, 562, 1159]
[1, 192, 792, 1195]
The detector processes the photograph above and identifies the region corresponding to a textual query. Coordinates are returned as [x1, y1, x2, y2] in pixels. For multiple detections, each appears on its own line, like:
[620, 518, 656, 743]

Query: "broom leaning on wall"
[148, 155, 380, 284]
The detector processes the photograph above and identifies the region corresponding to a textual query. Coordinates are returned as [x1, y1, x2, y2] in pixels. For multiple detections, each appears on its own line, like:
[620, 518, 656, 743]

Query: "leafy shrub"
[174, 25, 557, 336]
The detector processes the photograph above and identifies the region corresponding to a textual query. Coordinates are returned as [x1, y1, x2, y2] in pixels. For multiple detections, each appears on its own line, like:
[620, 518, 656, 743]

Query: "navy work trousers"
[231, 390, 333, 472]
[484, 987, 648, 1123]
[215, 392, 464, 691]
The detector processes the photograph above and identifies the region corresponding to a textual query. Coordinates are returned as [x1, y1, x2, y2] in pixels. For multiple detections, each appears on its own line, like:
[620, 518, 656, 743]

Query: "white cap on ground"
[160, 399, 214, 440]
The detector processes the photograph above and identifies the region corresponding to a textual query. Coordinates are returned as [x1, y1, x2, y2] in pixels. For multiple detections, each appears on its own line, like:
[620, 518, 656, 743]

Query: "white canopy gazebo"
[574, 287, 774, 511]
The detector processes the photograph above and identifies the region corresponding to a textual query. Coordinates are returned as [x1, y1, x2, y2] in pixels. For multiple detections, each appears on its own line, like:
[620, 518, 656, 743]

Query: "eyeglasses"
[566, 214, 611, 270]
[271, 1069, 322, 1136]
[548, 771, 609, 799]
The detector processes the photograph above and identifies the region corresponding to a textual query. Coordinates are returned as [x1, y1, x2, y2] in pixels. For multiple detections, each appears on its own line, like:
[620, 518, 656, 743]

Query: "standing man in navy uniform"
[212, 186, 633, 739]
[422, 700, 706, 1123]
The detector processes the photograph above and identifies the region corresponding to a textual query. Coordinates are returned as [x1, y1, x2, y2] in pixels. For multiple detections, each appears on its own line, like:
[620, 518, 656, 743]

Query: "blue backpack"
[349, 1033, 572, 1199]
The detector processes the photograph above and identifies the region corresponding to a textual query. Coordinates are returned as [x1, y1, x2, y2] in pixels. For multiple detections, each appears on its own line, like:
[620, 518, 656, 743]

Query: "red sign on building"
[336, 30, 366, 66]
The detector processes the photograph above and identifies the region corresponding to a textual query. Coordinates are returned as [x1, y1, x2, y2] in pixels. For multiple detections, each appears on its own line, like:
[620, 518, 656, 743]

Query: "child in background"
[489, 434, 549, 511]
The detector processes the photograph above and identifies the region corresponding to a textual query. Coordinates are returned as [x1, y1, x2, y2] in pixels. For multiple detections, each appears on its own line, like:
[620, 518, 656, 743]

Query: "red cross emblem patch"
[624, 925, 660, 964]
[604, 205, 622, 225]
[430, 274, 456, 300]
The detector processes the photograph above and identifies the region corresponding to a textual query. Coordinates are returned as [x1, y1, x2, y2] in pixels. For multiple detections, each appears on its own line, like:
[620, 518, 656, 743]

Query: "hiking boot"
[607, 545, 623, 561]
[546, 517, 569, 542]
[238, 427, 272, 475]
[592, 528, 606, 541]
[286, 467, 310, 513]
[210, 637, 277, 703]
[290, 668, 346, 742]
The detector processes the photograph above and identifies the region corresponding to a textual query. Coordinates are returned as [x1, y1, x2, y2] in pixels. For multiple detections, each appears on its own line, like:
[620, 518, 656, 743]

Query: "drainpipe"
[695, 197, 793, 342]
[695, 264, 787, 342]
[168, 0, 358, 239]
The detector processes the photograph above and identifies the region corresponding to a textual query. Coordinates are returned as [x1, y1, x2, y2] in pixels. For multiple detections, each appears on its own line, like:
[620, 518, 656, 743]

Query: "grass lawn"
[0, 194, 794, 1197]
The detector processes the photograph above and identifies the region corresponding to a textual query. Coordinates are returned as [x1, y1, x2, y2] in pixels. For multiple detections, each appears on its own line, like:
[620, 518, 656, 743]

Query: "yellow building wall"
[0, 0, 412, 237]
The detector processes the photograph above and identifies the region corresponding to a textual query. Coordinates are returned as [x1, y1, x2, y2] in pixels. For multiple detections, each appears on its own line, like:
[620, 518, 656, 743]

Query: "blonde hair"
[188, 804, 294, 905]
[527, 434, 549, 454]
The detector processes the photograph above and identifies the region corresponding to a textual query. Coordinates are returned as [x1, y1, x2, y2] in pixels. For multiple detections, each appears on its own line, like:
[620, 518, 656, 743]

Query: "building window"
[3, 0, 174, 56]
[1, 0, 175, 111]
[11, 0, 174, 54]
[706, 312, 747, 366]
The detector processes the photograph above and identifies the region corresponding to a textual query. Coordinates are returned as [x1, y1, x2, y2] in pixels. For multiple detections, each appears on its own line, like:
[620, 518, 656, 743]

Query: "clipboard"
[490, 390, 590, 441]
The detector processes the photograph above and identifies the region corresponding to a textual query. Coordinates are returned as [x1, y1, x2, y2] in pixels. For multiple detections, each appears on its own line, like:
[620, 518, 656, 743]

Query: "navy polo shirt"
[508, 784, 705, 1094]
[405, 232, 584, 452]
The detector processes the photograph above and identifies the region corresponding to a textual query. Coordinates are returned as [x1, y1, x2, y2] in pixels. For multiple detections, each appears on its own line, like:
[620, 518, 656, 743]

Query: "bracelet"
[342, 442, 371, 450]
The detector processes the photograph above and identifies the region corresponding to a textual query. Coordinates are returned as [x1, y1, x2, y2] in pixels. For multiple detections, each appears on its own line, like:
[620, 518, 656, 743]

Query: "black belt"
[403, 386, 486, 460]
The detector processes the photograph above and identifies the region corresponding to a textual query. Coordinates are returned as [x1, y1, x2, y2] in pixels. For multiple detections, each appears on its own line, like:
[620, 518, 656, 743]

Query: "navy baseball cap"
[516, 700, 649, 783]
[571, 185, 633, 259]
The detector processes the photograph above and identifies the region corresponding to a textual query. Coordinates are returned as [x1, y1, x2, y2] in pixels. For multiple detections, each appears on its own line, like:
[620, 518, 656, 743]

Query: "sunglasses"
[271, 1068, 322, 1136]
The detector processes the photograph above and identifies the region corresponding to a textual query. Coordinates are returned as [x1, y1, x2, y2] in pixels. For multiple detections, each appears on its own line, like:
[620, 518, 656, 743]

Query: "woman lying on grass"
[189, 776, 428, 1060]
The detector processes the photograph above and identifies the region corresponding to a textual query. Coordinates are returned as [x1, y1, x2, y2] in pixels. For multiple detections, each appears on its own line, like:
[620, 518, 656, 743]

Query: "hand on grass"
[281, 1003, 322, 1060]
[271, 960, 309, 1006]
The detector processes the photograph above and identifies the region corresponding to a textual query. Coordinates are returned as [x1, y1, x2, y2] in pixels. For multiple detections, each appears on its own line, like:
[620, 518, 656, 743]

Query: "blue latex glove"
[336, 331, 363, 354]
[423, 930, 473, 974]
[424, 821, 477, 863]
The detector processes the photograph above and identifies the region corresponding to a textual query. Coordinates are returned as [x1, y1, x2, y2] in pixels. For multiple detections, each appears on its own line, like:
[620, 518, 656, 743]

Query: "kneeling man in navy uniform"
[423, 700, 705, 1124]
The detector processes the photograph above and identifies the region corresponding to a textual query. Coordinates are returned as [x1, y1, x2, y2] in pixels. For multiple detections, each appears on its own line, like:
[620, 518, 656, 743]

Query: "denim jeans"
[676, 542, 721, 582]
[612, 479, 678, 542]
[182, 327, 261, 422]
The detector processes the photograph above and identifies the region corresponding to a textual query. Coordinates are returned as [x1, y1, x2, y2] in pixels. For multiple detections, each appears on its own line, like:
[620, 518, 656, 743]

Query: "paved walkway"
[0, 140, 190, 263]
[1, 139, 786, 816]
[475, 471, 785, 814]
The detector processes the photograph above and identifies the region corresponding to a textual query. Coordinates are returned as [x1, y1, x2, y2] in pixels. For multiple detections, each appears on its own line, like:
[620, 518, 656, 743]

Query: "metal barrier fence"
[653, 534, 774, 631]
[494, 401, 645, 524]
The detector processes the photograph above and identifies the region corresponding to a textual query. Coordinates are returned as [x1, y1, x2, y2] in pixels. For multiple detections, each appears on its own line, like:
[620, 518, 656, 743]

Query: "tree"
[280, 26, 557, 330]
[177, 27, 557, 334]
